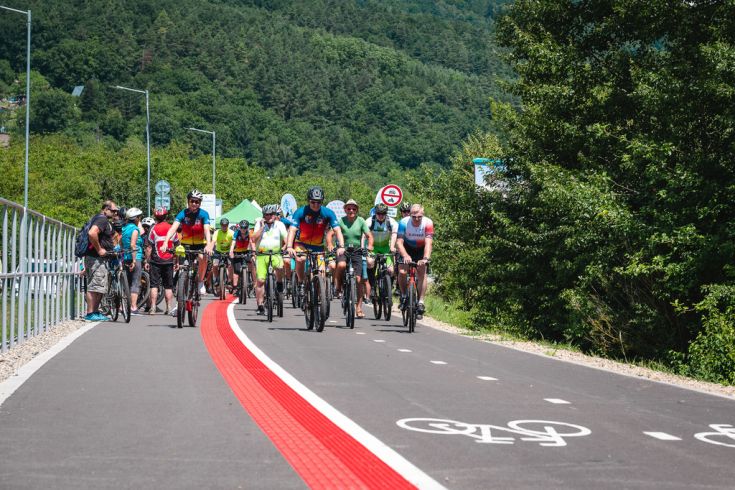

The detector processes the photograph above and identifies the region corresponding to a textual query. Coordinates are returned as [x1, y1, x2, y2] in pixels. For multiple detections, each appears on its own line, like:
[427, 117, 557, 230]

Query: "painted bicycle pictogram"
[694, 424, 735, 448]
[396, 418, 591, 447]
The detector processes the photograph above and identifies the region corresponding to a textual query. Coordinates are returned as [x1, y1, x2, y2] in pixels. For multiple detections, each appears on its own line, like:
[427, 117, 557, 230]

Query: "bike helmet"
[126, 207, 143, 219]
[220, 217, 229, 226]
[112, 219, 124, 233]
[141, 217, 155, 227]
[262, 204, 278, 215]
[399, 201, 411, 213]
[153, 207, 168, 218]
[187, 189, 204, 201]
[239, 219, 249, 229]
[307, 186, 324, 202]
[117, 206, 127, 218]
[375, 203, 389, 214]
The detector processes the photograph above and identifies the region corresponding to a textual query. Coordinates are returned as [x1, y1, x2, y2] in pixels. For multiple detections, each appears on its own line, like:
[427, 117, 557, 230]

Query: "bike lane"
[0, 302, 306, 490]
[219, 298, 735, 489]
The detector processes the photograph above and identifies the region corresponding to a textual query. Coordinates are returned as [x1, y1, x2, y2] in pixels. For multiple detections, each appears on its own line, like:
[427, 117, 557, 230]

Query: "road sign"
[280, 194, 297, 218]
[154, 195, 171, 209]
[155, 180, 171, 195]
[379, 185, 402, 207]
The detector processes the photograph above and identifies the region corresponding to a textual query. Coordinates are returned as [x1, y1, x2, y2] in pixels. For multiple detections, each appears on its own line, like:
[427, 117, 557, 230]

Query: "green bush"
[686, 285, 735, 385]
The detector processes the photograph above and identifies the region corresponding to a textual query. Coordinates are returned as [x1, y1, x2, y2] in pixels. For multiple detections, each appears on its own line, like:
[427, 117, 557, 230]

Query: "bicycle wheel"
[408, 283, 416, 333]
[247, 270, 255, 298]
[176, 271, 187, 328]
[118, 270, 131, 323]
[239, 269, 247, 304]
[218, 267, 227, 300]
[188, 275, 199, 327]
[315, 275, 328, 332]
[291, 270, 298, 308]
[382, 275, 393, 321]
[372, 276, 382, 320]
[304, 279, 314, 330]
[266, 274, 274, 323]
[137, 270, 151, 310]
[346, 276, 356, 329]
[277, 284, 284, 317]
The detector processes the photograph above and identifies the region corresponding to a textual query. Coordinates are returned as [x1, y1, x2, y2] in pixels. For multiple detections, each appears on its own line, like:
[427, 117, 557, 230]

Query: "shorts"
[84, 256, 109, 294]
[337, 251, 363, 276]
[369, 252, 394, 268]
[126, 260, 143, 294]
[150, 262, 174, 290]
[232, 254, 252, 275]
[181, 243, 206, 251]
[256, 252, 284, 281]
[294, 242, 326, 269]
[212, 252, 229, 267]
[403, 245, 425, 264]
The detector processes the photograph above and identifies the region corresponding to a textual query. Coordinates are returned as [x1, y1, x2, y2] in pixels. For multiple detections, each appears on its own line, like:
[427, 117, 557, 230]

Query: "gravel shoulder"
[419, 313, 735, 400]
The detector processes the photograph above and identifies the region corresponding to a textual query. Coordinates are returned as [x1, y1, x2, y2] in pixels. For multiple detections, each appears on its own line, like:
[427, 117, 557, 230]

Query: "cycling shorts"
[294, 242, 326, 269]
[256, 253, 284, 281]
[403, 245, 425, 264]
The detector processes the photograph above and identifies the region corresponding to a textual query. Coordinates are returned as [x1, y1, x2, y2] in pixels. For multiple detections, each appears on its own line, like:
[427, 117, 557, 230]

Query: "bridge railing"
[0, 197, 84, 353]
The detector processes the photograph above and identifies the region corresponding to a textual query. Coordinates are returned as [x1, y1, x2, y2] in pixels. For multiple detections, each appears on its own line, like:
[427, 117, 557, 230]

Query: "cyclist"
[229, 219, 255, 295]
[163, 189, 213, 295]
[399, 201, 411, 220]
[252, 204, 288, 315]
[141, 217, 155, 240]
[396, 204, 434, 319]
[145, 207, 177, 315]
[335, 199, 373, 318]
[212, 217, 235, 296]
[277, 206, 295, 284]
[365, 202, 398, 299]
[286, 186, 344, 288]
[82, 200, 118, 322]
[122, 207, 145, 315]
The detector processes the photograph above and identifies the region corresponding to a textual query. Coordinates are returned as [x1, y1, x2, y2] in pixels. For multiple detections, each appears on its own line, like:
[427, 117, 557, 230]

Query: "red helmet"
[154, 207, 168, 218]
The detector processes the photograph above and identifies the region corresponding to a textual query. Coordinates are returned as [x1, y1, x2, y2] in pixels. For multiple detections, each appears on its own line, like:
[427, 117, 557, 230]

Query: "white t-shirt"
[255, 220, 288, 252]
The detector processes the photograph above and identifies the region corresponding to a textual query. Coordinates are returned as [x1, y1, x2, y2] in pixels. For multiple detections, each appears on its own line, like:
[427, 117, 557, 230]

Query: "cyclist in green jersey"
[365, 203, 398, 296]
[212, 218, 235, 295]
[335, 199, 373, 318]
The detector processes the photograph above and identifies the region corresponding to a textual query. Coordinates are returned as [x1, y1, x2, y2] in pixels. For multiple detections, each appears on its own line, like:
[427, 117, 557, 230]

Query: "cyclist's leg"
[273, 254, 285, 291]
[149, 262, 161, 312]
[255, 254, 267, 308]
[232, 257, 242, 288]
[294, 243, 307, 283]
[354, 254, 365, 316]
[161, 263, 175, 312]
[196, 251, 208, 291]
[335, 254, 347, 293]
[227, 259, 235, 291]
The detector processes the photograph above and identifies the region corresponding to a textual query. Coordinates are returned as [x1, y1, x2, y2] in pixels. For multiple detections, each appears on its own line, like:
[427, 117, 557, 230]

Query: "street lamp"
[1, 4, 31, 209]
[187, 127, 216, 196]
[114, 85, 151, 215]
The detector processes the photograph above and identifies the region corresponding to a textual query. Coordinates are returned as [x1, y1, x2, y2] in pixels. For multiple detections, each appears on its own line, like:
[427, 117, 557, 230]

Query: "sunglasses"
[309, 200, 322, 204]
[189, 199, 201, 204]
[411, 214, 423, 219]
[345, 207, 358, 212]
[376, 212, 387, 216]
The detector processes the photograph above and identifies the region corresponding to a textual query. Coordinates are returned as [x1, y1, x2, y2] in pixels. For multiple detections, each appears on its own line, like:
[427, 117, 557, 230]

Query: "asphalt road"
[0, 295, 733, 489]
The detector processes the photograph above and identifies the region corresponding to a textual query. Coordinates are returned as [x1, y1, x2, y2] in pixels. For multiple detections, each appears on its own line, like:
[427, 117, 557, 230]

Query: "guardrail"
[0, 197, 84, 353]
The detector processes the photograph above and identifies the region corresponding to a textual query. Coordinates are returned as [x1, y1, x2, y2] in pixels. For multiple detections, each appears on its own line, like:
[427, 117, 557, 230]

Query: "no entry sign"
[379, 185, 403, 207]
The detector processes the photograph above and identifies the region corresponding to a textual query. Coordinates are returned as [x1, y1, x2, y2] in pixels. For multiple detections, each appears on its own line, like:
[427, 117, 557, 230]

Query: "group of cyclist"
[83, 185, 433, 324]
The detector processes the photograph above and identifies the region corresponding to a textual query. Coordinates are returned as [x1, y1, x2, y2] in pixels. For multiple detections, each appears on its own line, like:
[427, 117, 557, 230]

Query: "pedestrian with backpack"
[80, 200, 119, 321]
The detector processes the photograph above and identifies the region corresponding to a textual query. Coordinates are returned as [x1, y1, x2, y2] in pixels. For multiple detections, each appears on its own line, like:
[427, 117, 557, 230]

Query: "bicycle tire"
[315, 275, 328, 332]
[266, 274, 274, 323]
[247, 269, 255, 298]
[239, 269, 247, 304]
[304, 279, 314, 330]
[372, 277, 382, 320]
[218, 267, 227, 300]
[277, 285, 284, 317]
[176, 271, 187, 328]
[382, 275, 393, 321]
[346, 276, 356, 329]
[117, 270, 131, 323]
[188, 274, 199, 327]
[291, 270, 298, 308]
[408, 283, 416, 333]
[137, 270, 151, 310]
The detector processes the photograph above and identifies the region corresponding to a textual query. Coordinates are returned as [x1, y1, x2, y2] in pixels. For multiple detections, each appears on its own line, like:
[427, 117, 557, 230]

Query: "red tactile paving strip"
[201, 297, 416, 489]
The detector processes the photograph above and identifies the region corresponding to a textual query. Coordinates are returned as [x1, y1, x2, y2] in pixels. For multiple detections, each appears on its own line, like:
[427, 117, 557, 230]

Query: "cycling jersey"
[174, 208, 210, 245]
[232, 228, 251, 252]
[147, 222, 177, 264]
[290, 205, 339, 248]
[213, 228, 234, 254]
[365, 216, 398, 252]
[255, 220, 287, 252]
[121, 223, 143, 261]
[280, 216, 296, 228]
[398, 216, 434, 249]
[338, 216, 369, 248]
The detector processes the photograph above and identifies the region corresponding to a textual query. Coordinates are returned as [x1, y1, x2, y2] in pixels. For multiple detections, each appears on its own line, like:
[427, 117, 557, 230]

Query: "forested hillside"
[0, 0, 511, 176]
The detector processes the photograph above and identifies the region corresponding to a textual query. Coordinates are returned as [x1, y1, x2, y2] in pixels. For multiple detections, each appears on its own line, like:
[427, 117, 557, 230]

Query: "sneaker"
[257, 305, 265, 315]
[169, 305, 178, 317]
[83, 313, 96, 322]
[131, 310, 146, 316]
[199, 282, 207, 294]
[417, 302, 426, 315]
[363, 297, 371, 306]
[91, 312, 111, 322]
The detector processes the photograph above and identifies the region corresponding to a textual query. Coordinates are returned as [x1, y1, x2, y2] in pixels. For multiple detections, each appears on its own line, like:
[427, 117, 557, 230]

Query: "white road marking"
[373, 339, 386, 343]
[226, 301, 446, 489]
[430, 361, 447, 365]
[398, 349, 412, 353]
[644, 432, 682, 441]
[355, 332, 366, 335]
[544, 398, 571, 404]
[477, 376, 498, 381]
[329, 320, 337, 323]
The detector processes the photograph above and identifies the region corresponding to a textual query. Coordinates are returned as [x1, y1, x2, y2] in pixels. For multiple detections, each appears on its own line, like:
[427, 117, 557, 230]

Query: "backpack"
[74, 217, 95, 258]
[370, 216, 393, 233]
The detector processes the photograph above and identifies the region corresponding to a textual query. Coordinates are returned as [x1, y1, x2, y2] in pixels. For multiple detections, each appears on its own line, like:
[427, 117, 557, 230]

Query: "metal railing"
[0, 197, 84, 353]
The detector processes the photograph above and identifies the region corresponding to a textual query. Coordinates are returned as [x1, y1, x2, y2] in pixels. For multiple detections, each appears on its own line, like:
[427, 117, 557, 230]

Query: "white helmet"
[141, 217, 155, 227]
[126, 207, 143, 219]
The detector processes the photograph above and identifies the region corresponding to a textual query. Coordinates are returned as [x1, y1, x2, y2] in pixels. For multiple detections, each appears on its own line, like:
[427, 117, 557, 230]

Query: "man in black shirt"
[84, 200, 118, 321]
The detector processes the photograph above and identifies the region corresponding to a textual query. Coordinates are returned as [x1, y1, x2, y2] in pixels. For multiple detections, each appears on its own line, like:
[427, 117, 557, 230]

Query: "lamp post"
[187, 127, 216, 196]
[1, 5, 31, 209]
[114, 85, 151, 216]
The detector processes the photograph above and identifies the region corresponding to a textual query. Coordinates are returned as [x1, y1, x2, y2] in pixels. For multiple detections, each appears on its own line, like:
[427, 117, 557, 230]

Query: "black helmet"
[117, 206, 128, 219]
[220, 217, 229, 226]
[399, 201, 411, 212]
[239, 219, 249, 229]
[375, 203, 389, 214]
[112, 219, 124, 233]
[307, 186, 324, 202]
[187, 189, 204, 201]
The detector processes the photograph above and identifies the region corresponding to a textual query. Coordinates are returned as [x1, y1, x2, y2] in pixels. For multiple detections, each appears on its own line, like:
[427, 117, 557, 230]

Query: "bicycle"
[400, 260, 425, 333]
[370, 253, 394, 321]
[173, 245, 203, 328]
[257, 251, 284, 322]
[98, 251, 131, 323]
[232, 252, 252, 305]
[212, 253, 231, 300]
[296, 251, 329, 332]
[341, 247, 366, 329]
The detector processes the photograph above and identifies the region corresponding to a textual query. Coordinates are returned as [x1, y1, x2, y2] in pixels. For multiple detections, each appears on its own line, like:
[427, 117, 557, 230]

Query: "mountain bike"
[99, 251, 131, 323]
[297, 251, 328, 332]
[212, 253, 231, 300]
[174, 246, 203, 328]
[231, 252, 252, 305]
[258, 251, 284, 322]
[341, 247, 366, 329]
[400, 260, 421, 333]
[370, 253, 393, 321]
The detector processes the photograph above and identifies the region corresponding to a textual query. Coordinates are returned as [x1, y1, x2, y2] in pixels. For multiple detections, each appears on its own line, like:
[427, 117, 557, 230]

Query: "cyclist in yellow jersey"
[211, 218, 234, 295]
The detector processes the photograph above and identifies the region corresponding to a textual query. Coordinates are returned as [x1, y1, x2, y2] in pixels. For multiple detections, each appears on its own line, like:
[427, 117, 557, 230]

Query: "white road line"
[226, 301, 446, 490]
[0, 322, 99, 407]
[430, 361, 447, 365]
[544, 398, 571, 404]
[398, 349, 412, 353]
[644, 432, 682, 441]
[373, 339, 386, 343]
[477, 376, 497, 381]
[355, 332, 366, 335]
[329, 320, 338, 323]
